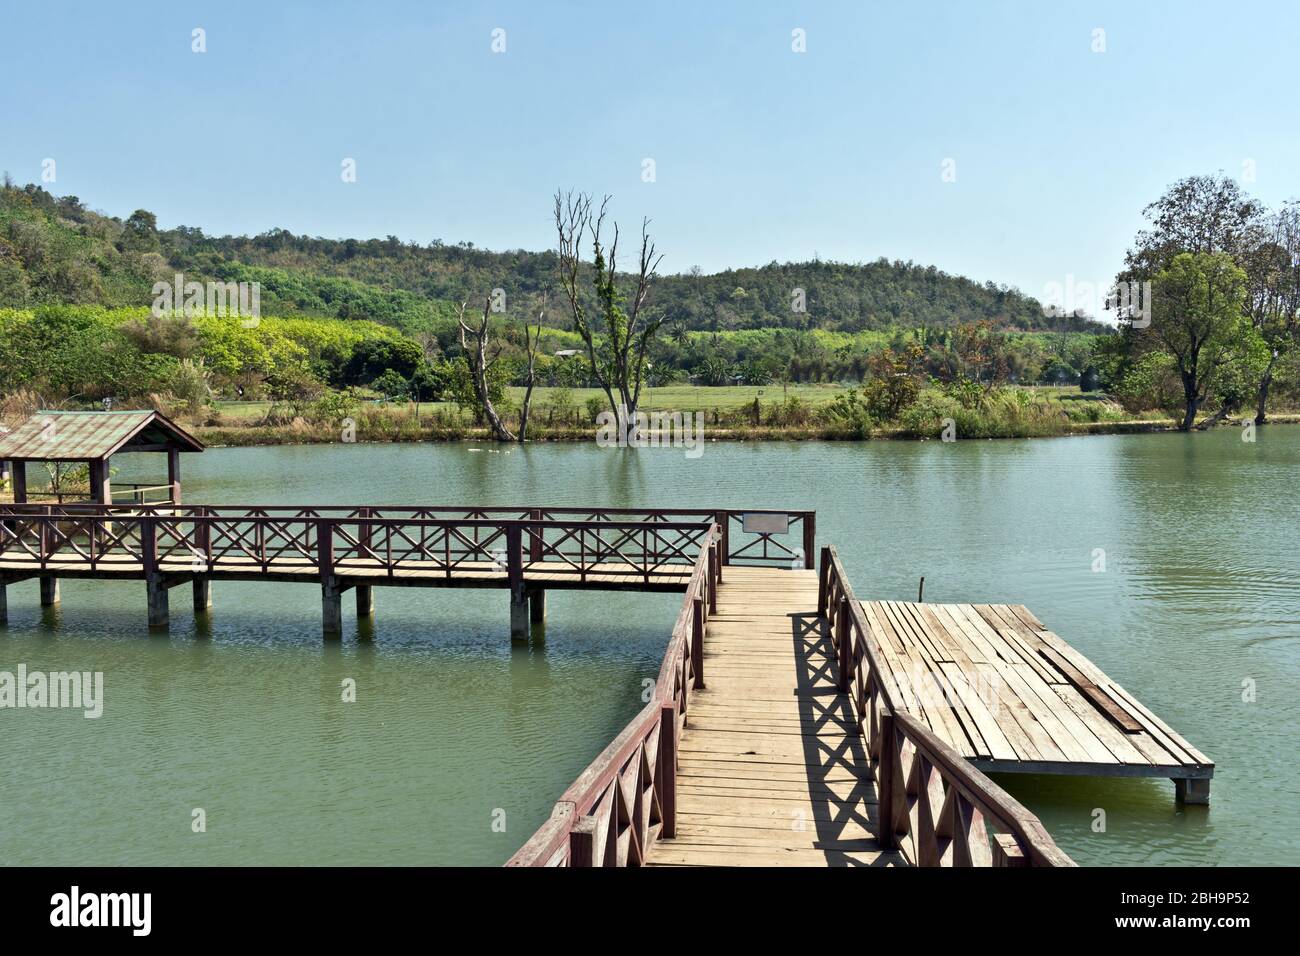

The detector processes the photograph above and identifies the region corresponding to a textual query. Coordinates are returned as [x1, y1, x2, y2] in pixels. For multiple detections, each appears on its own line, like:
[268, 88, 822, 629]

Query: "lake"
[2, 429, 1297, 866]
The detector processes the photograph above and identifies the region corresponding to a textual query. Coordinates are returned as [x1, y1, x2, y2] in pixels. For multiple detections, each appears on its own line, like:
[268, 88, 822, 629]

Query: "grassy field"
[210, 383, 849, 423]
[515, 383, 848, 412]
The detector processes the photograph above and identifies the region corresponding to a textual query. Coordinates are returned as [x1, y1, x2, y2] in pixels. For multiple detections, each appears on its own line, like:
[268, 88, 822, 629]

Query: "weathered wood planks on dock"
[860, 600, 1213, 797]
[646, 566, 905, 866]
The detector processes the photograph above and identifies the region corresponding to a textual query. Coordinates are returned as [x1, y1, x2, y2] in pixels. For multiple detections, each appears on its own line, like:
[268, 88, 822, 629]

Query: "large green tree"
[1242, 201, 1300, 424]
[1145, 252, 1253, 430]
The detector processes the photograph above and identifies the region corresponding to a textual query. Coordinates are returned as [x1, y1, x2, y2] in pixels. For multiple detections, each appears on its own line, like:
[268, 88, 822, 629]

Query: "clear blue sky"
[3, 0, 1296, 302]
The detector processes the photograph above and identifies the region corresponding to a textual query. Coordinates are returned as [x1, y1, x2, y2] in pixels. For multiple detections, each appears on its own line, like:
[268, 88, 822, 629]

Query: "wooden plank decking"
[0, 555, 693, 590]
[644, 578, 1215, 866]
[861, 601, 1214, 782]
[647, 566, 905, 867]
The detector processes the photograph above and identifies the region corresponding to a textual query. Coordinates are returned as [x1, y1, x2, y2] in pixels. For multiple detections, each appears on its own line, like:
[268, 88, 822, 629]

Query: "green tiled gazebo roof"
[0, 410, 203, 462]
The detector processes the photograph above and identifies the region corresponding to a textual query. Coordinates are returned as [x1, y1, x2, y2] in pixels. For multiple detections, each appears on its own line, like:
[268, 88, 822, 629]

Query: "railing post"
[658, 703, 678, 838]
[817, 546, 831, 617]
[876, 710, 897, 849]
[993, 833, 1029, 867]
[836, 596, 852, 692]
[569, 816, 597, 867]
[716, 511, 729, 566]
[692, 596, 705, 689]
[506, 524, 523, 592]
[317, 519, 334, 579]
[141, 516, 157, 578]
[529, 509, 542, 563]
[39, 509, 50, 568]
[359, 506, 373, 560]
[707, 546, 718, 614]
[803, 512, 816, 569]
[194, 507, 210, 566]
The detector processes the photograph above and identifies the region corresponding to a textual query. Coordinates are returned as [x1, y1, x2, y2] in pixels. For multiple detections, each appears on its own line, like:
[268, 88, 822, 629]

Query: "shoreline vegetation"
[191, 415, 1300, 449]
[4, 175, 1299, 457]
[185, 386, 1300, 448]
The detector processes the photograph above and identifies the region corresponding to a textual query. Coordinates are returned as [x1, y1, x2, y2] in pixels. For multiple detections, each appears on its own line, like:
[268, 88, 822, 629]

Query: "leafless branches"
[553, 190, 664, 437]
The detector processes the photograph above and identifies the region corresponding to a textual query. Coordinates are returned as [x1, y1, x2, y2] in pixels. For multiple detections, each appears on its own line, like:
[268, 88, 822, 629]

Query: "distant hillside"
[0, 180, 1107, 335]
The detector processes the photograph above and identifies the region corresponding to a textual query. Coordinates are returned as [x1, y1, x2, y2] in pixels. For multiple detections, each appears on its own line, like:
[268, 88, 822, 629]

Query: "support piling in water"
[510, 587, 529, 642]
[146, 576, 169, 628]
[356, 584, 373, 617]
[39, 576, 60, 606]
[193, 577, 212, 612]
[322, 578, 343, 638]
[0, 582, 7, 626]
[528, 587, 545, 638]
[1175, 777, 1211, 805]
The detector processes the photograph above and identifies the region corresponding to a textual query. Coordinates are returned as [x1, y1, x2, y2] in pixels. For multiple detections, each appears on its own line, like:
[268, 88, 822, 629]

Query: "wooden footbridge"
[0, 500, 1212, 867]
[0, 504, 813, 637]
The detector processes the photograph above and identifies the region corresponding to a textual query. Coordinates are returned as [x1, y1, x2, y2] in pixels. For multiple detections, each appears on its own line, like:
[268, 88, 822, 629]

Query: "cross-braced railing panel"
[506, 524, 716, 867]
[0, 508, 737, 590]
[818, 545, 1074, 868]
[0, 504, 815, 569]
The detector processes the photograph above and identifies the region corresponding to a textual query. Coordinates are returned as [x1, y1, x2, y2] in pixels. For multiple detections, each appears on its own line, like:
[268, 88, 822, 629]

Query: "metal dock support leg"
[0, 582, 7, 626]
[355, 584, 373, 617]
[39, 576, 60, 606]
[1175, 778, 1211, 805]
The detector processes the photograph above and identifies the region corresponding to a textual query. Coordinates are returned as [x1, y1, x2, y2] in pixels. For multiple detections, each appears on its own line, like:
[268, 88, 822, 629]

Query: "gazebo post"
[167, 449, 181, 504]
[89, 458, 112, 505]
[11, 462, 26, 504]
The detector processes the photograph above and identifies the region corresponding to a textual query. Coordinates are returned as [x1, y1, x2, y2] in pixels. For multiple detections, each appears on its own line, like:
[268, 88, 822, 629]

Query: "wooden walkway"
[647, 566, 905, 866]
[0, 554, 694, 590]
[861, 601, 1213, 796]
[640, 579, 1213, 866]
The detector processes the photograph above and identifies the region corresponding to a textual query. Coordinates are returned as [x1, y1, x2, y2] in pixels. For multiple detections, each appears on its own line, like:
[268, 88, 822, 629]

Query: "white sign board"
[742, 512, 789, 535]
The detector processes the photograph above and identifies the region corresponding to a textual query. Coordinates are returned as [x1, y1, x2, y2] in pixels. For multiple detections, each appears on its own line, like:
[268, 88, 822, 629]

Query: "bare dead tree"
[457, 295, 516, 442]
[518, 295, 545, 442]
[554, 190, 664, 440]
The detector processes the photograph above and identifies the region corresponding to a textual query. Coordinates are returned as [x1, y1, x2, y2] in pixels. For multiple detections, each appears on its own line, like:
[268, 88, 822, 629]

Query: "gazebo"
[0, 410, 204, 506]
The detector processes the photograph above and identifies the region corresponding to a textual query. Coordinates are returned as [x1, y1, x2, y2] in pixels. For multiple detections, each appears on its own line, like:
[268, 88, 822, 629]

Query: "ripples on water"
[1, 429, 1297, 865]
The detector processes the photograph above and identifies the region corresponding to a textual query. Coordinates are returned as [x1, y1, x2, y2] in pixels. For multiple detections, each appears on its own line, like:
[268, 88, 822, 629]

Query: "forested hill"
[0, 180, 1106, 335]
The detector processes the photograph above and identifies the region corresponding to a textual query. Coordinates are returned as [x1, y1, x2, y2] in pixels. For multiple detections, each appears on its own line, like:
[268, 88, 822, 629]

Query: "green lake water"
[1, 429, 1297, 866]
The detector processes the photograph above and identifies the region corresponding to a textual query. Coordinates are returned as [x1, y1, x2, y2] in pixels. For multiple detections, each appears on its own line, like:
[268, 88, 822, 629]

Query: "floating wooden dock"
[861, 601, 1213, 801]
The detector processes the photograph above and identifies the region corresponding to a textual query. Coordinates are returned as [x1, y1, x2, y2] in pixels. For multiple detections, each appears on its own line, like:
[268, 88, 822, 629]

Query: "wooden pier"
[859, 600, 1213, 801]
[0, 504, 812, 639]
[645, 565, 906, 866]
[0, 495, 1213, 865]
[508, 538, 1214, 868]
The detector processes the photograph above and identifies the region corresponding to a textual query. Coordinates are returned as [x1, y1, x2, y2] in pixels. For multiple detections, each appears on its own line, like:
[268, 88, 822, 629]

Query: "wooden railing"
[110, 483, 175, 505]
[0, 504, 812, 573]
[0, 505, 722, 584]
[505, 522, 719, 866]
[819, 545, 1075, 867]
